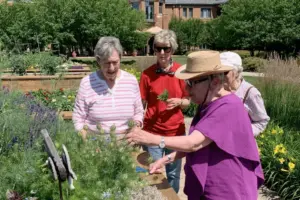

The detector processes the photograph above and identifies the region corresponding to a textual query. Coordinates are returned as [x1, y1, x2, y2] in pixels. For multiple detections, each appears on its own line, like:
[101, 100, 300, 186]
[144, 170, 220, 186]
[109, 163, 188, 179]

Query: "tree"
[169, 17, 208, 54]
[211, 0, 300, 56]
[0, 0, 146, 55]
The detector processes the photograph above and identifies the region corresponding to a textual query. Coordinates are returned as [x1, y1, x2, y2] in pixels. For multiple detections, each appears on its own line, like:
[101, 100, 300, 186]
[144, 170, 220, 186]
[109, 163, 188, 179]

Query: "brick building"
[130, 0, 228, 29]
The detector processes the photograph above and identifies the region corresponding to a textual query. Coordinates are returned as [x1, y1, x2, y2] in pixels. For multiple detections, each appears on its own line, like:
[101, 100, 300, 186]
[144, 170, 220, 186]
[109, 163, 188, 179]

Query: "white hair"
[94, 36, 123, 62]
[220, 51, 243, 80]
[153, 30, 178, 53]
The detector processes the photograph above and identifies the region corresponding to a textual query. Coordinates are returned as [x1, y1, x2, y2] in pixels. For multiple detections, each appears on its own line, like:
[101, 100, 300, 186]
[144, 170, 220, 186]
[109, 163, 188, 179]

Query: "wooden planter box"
[1, 66, 91, 75]
[1, 74, 88, 92]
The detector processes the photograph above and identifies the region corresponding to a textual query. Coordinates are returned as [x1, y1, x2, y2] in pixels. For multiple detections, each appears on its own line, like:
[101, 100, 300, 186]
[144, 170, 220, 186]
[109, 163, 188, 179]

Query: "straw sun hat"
[175, 51, 233, 80]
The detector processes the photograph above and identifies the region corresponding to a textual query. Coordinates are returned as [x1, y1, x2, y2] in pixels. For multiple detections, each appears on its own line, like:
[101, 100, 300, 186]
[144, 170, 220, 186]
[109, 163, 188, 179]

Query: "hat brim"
[175, 64, 233, 80]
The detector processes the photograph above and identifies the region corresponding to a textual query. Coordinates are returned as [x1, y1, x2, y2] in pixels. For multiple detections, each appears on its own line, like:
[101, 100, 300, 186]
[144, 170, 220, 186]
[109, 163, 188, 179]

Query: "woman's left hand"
[166, 98, 182, 110]
[125, 128, 155, 146]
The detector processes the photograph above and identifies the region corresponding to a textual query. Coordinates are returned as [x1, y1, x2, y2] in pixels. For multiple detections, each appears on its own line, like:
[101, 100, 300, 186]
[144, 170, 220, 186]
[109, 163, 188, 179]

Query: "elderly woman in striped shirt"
[72, 36, 144, 139]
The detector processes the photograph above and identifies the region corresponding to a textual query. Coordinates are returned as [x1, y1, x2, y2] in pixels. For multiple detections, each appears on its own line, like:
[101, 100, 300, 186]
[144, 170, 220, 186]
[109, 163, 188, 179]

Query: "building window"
[131, 2, 139, 10]
[183, 8, 187, 18]
[145, 1, 154, 21]
[159, 2, 163, 14]
[189, 8, 193, 18]
[201, 8, 211, 19]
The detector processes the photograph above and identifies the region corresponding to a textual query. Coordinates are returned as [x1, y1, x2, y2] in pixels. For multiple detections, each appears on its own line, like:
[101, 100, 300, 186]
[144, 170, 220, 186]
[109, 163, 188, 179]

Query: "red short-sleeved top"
[139, 62, 189, 136]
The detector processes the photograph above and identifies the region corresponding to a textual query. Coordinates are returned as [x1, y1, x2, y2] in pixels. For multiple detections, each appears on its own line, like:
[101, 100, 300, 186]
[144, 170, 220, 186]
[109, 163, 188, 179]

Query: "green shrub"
[232, 50, 251, 59]
[9, 54, 28, 75]
[255, 51, 268, 59]
[38, 52, 63, 75]
[243, 57, 266, 72]
[0, 50, 10, 71]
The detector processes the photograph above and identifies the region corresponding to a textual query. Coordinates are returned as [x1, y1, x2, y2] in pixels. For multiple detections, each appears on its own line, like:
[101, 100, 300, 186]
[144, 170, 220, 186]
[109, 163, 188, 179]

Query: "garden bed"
[0, 65, 91, 74]
[1, 74, 86, 92]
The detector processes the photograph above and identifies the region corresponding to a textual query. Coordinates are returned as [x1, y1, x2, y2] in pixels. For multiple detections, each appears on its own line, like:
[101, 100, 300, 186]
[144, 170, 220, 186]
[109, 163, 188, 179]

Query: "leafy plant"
[157, 89, 169, 102]
[257, 123, 300, 199]
[38, 52, 63, 75]
[29, 88, 76, 112]
[9, 54, 27, 75]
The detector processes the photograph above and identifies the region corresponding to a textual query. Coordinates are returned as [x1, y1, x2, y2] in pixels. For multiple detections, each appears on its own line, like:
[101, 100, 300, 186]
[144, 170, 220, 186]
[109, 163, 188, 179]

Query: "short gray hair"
[154, 30, 178, 53]
[94, 36, 123, 62]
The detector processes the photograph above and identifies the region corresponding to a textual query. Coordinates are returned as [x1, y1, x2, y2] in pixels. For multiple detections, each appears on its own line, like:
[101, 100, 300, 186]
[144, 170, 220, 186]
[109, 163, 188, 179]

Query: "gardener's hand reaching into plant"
[125, 128, 158, 146]
[166, 98, 183, 110]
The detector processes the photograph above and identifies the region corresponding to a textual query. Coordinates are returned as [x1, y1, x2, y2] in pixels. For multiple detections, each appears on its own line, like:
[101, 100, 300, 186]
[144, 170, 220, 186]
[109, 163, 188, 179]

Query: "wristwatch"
[159, 136, 165, 148]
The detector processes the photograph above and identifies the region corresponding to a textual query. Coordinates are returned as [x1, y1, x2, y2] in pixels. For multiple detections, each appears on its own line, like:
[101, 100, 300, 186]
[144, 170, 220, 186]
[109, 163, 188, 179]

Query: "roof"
[165, 0, 228, 5]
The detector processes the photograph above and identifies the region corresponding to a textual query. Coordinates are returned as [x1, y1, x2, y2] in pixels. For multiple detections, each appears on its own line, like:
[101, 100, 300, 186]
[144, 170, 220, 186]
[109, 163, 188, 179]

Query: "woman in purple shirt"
[126, 51, 264, 200]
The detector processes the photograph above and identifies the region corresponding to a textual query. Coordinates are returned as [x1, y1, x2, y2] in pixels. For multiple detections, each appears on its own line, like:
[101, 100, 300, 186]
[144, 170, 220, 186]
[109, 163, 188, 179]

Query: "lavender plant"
[0, 94, 165, 199]
[0, 90, 58, 155]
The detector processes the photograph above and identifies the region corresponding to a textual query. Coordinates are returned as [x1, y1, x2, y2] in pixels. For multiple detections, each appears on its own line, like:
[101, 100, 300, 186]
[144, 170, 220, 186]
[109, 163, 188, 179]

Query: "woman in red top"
[139, 30, 190, 193]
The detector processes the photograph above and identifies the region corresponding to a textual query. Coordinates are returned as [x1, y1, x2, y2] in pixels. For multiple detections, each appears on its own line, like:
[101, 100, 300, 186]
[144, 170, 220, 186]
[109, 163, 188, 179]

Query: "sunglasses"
[154, 46, 172, 53]
[185, 77, 209, 88]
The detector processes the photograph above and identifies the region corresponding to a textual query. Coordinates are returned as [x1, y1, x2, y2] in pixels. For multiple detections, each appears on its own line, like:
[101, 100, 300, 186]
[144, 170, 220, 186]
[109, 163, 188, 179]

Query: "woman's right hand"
[149, 158, 166, 174]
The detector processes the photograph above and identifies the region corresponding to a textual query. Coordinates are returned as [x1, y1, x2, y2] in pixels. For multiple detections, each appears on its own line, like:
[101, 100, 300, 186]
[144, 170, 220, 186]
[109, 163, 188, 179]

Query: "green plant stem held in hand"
[157, 89, 169, 102]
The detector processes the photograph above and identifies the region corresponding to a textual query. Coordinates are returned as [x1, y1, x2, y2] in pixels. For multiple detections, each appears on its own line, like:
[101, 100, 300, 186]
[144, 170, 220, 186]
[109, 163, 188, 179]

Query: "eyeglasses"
[154, 46, 172, 53]
[185, 77, 209, 88]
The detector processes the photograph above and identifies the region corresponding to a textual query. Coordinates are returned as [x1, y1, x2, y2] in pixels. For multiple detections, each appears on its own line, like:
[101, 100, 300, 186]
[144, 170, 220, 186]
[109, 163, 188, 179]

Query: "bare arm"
[150, 130, 213, 153]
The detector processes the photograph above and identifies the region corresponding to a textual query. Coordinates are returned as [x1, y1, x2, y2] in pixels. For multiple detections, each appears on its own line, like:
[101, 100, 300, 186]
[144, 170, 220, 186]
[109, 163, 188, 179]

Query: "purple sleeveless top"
[184, 93, 264, 200]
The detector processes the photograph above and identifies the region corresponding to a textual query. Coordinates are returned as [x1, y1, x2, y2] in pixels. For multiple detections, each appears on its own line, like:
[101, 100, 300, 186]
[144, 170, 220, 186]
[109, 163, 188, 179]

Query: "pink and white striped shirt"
[72, 70, 144, 133]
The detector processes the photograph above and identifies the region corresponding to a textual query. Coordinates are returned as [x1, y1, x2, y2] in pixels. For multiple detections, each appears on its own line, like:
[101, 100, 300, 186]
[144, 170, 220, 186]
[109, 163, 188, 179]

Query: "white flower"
[62, 95, 66, 98]
[52, 99, 56, 102]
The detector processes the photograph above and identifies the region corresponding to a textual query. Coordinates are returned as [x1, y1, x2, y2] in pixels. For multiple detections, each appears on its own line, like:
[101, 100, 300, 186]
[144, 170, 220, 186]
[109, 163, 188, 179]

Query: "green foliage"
[257, 78, 300, 130]
[169, 17, 208, 54]
[0, 0, 146, 54]
[0, 90, 147, 199]
[210, 0, 300, 55]
[9, 54, 28, 75]
[157, 89, 169, 102]
[257, 124, 300, 199]
[0, 50, 10, 71]
[0, 90, 58, 156]
[231, 50, 251, 59]
[29, 88, 76, 112]
[243, 57, 266, 72]
[182, 102, 198, 117]
[38, 52, 63, 75]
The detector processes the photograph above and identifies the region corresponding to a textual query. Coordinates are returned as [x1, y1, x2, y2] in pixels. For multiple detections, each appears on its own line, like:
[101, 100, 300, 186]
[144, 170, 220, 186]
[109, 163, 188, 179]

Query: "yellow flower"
[278, 158, 285, 164]
[271, 129, 277, 134]
[288, 162, 295, 171]
[260, 134, 265, 138]
[279, 147, 287, 154]
[274, 144, 287, 155]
